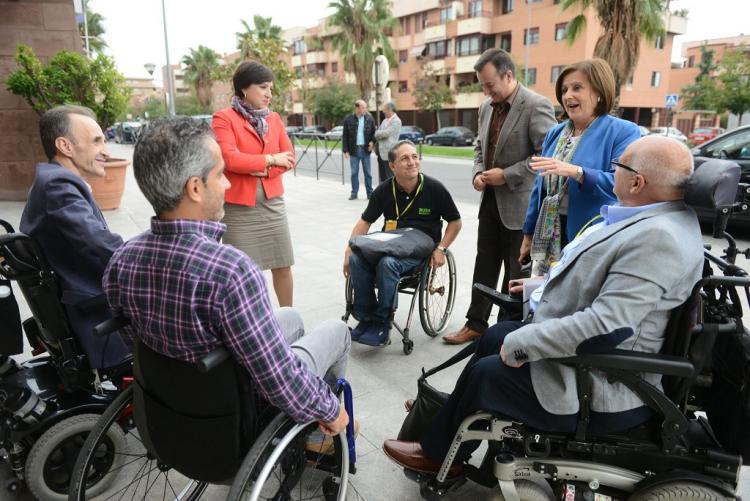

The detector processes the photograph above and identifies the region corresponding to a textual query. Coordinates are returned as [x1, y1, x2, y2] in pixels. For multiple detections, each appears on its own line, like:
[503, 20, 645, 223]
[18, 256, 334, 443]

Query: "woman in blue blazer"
[520, 59, 640, 274]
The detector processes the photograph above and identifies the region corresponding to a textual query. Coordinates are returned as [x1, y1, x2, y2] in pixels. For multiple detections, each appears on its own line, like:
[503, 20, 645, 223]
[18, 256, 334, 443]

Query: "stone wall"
[0, 0, 81, 200]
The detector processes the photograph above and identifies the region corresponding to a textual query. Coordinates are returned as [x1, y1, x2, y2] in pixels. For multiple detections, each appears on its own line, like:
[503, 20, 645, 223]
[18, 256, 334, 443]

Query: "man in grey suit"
[443, 48, 556, 345]
[383, 136, 704, 475]
[374, 101, 402, 183]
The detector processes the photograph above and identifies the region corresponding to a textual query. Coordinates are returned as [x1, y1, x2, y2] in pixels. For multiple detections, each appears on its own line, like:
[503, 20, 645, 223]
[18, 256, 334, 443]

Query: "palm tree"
[561, 0, 666, 96]
[78, 8, 108, 55]
[327, 0, 398, 102]
[236, 16, 283, 59]
[182, 46, 221, 112]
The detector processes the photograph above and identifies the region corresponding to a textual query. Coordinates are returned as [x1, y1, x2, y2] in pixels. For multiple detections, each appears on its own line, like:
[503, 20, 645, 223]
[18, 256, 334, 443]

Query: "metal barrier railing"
[290, 133, 345, 184]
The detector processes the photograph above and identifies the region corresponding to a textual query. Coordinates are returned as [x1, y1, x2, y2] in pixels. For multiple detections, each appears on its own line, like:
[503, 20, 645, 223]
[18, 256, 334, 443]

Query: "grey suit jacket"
[374, 114, 402, 160]
[502, 201, 704, 415]
[473, 85, 556, 229]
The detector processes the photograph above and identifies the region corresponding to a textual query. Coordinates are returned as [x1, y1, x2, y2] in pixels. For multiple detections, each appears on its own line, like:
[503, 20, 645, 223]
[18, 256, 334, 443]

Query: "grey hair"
[133, 117, 217, 215]
[388, 139, 416, 163]
[630, 137, 694, 190]
[39, 105, 97, 160]
[384, 101, 397, 113]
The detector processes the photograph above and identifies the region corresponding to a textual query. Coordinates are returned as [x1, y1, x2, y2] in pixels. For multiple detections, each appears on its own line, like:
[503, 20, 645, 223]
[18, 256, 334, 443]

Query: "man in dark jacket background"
[342, 100, 376, 200]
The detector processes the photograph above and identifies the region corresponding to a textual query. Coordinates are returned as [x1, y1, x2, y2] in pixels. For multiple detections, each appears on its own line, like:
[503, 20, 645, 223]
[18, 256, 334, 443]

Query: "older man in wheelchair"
[64, 117, 357, 501]
[383, 135, 748, 500]
[343, 140, 462, 349]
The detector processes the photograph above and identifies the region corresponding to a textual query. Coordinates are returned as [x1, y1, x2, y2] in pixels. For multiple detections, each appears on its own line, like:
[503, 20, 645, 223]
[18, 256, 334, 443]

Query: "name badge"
[384, 219, 398, 232]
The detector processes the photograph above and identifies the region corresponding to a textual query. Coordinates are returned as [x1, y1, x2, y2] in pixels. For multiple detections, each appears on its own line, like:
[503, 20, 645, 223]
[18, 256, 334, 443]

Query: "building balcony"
[666, 12, 687, 35]
[292, 102, 304, 114]
[457, 16, 492, 36]
[426, 59, 446, 74]
[454, 91, 484, 109]
[456, 55, 479, 74]
[305, 51, 329, 64]
[292, 55, 302, 67]
[423, 23, 447, 42]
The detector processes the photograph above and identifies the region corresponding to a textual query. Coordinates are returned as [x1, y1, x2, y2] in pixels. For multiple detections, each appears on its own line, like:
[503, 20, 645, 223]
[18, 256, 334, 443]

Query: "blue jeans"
[349, 146, 373, 197]
[349, 253, 423, 323]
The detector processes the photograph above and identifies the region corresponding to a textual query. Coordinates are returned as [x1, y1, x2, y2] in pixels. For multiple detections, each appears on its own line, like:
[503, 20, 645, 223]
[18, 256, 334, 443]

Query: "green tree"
[412, 64, 455, 129]
[78, 7, 108, 55]
[233, 17, 294, 115]
[181, 45, 221, 113]
[682, 45, 719, 111]
[175, 94, 205, 116]
[327, 0, 398, 102]
[5, 44, 128, 128]
[716, 49, 750, 122]
[561, 0, 666, 96]
[305, 80, 360, 126]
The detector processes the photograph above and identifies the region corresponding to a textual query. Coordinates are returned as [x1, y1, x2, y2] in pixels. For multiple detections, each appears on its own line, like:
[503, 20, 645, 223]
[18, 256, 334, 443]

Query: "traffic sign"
[665, 94, 679, 109]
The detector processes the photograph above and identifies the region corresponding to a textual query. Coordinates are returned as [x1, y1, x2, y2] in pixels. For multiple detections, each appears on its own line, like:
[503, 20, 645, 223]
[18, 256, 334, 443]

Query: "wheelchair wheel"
[68, 385, 208, 501]
[629, 482, 733, 500]
[24, 413, 125, 501]
[419, 250, 456, 336]
[227, 413, 350, 501]
[342, 275, 354, 322]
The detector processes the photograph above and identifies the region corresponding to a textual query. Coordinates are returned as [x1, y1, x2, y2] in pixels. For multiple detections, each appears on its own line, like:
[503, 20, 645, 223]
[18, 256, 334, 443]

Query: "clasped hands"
[251, 151, 295, 177]
[473, 167, 506, 191]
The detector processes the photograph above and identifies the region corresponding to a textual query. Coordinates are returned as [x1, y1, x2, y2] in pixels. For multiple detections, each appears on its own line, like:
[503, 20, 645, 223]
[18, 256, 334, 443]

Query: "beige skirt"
[222, 183, 294, 270]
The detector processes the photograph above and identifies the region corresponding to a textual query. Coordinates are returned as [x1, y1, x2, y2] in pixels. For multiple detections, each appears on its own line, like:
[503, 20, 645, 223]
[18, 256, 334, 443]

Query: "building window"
[481, 35, 495, 52]
[654, 35, 664, 49]
[456, 35, 481, 57]
[550, 65, 564, 83]
[440, 7, 453, 24]
[399, 50, 408, 63]
[331, 62, 338, 73]
[307, 63, 325, 77]
[522, 67, 537, 86]
[502, 0, 513, 14]
[554, 22, 568, 41]
[468, 0, 483, 17]
[418, 13, 428, 31]
[524, 27, 540, 45]
[426, 40, 451, 58]
[399, 81, 408, 93]
[294, 66, 303, 78]
[553, 0, 561, 3]
[401, 16, 411, 35]
[499, 32, 512, 52]
[293, 38, 306, 55]
[526, 0, 542, 3]
[651, 71, 661, 87]
[626, 74, 633, 90]
[687, 55, 695, 67]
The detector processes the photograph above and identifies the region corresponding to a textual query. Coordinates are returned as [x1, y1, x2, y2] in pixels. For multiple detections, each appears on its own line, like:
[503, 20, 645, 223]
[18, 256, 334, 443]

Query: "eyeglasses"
[610, 160, 640, 175]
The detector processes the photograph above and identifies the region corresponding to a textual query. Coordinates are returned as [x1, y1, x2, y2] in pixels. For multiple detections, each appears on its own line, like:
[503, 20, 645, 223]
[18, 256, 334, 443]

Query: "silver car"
[650, 126, 688, 144]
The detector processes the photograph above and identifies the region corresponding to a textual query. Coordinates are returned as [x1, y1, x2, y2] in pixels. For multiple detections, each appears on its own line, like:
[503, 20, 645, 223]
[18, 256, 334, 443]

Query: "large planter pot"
[83, 158, 129, 211]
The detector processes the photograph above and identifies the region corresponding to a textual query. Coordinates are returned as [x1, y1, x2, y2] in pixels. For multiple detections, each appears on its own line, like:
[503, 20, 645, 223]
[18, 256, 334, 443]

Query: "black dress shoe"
[348, 194, 357, 200]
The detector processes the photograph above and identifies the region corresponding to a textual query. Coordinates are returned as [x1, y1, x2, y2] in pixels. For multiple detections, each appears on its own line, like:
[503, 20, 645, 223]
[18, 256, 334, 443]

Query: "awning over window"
[410, 45, 426, 58]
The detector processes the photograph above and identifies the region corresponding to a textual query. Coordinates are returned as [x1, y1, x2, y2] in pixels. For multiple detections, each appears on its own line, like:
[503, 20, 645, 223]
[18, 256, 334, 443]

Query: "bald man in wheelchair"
[383, 135, 705, 476]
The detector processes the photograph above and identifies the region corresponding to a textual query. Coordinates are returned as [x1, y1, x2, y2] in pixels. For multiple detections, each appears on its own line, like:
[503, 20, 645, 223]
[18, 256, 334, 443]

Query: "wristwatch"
[437, 246, 447, 253]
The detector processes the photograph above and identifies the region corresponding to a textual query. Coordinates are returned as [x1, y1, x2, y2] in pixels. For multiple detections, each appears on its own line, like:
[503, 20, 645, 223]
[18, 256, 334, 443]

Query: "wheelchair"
[400, 160, 750, 501]
[0, 220, 130, 501]
[343, 249, 457, 355]
[67, 316, 359, 501]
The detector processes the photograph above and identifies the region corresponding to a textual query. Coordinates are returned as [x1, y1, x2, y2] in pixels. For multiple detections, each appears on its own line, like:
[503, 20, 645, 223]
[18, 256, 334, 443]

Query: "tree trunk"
[435, 111, 441, 129]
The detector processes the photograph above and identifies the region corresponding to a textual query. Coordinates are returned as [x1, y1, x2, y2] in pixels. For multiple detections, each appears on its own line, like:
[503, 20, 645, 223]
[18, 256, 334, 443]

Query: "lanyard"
[392, 174, 424, 220]
[574, 214, 603, 240]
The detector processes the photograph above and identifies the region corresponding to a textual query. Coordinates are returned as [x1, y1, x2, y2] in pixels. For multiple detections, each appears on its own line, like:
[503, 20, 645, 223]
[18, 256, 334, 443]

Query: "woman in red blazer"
[212, 61, 296, 306]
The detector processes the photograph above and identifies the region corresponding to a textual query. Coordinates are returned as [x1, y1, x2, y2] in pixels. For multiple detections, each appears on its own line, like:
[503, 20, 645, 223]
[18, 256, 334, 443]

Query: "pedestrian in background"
[443, 48, 556, 346]
[374, 101, 402, 183]
[212, 61, 296, 307]
[520, 58, 640, 275]
[342, 100, 376, 200]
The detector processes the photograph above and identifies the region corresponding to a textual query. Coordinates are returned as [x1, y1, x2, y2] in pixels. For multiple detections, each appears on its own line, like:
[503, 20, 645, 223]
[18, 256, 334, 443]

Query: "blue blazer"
[20, 162, 128, 368]
[522, 114, 641, 242]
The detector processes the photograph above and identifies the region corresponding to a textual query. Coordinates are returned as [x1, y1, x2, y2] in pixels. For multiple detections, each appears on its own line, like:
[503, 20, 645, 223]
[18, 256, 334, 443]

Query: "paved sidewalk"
[1, 143, 747, 500]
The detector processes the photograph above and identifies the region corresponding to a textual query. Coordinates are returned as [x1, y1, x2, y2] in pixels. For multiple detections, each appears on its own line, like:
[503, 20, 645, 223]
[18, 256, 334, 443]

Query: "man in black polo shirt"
[343, 140, 462, 346]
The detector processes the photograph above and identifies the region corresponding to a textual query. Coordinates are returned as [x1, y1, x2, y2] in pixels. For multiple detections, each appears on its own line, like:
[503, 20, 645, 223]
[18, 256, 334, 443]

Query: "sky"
[87, 0, 747, 83]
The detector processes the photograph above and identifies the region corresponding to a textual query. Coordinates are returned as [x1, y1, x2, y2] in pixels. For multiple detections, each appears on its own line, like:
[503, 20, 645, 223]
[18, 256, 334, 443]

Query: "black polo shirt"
[361, 174, 460, 243]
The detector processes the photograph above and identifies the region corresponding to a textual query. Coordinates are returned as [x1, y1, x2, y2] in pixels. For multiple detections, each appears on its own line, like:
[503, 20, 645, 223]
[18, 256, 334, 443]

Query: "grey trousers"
[276, 307, 351, 388]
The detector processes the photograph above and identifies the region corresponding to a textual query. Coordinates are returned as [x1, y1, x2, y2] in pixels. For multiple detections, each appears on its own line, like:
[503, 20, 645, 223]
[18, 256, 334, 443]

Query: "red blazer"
[212, 108, 295, 207]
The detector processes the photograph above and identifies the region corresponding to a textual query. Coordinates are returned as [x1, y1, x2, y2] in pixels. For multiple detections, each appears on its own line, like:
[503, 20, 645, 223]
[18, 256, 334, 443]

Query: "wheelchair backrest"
[0, 222, 75, 360]
[132, 339, 258, 482]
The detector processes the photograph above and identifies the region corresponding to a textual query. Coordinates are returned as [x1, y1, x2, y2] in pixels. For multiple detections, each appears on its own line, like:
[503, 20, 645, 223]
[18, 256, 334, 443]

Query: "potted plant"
[81, 158, 130, 210]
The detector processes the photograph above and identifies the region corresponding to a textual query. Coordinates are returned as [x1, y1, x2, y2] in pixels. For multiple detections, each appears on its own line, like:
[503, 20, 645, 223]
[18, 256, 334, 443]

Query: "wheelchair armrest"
[556, 349, 694, 378]
[472, 283, 522, 310]
[198, 347, 230, 373]
[93, 316, 131, 337]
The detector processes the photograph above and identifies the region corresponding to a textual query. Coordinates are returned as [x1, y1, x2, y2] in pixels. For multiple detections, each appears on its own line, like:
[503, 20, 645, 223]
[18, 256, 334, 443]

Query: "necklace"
[573, 117, 596, 136]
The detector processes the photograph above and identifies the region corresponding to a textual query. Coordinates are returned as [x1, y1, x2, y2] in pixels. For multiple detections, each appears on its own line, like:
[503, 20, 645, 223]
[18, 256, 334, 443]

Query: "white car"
[325, 126, 343, 141]
[650, 127, 688, 144]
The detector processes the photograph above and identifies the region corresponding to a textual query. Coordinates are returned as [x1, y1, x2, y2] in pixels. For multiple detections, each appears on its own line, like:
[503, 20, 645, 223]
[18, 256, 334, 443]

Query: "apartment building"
[283, 0, 686, 133]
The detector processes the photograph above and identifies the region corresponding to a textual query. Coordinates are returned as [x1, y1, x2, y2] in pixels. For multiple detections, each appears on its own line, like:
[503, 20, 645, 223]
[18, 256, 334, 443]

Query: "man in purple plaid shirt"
[103, 117, 350, 435]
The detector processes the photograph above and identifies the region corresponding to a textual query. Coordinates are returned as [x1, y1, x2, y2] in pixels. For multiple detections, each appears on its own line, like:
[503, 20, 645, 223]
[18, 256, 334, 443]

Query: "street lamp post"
[82, 0, 90, 57]
[161, 0, 176, 116]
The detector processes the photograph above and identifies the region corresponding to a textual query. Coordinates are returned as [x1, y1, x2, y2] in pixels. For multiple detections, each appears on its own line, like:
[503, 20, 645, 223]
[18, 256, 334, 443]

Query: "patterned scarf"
[231, 95, 270, 139]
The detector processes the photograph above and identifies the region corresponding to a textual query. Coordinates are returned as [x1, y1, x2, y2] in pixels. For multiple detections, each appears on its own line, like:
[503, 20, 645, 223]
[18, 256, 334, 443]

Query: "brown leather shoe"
[442, 326, 481, 345]
[383, 440, 463, 477]
[405, 399, 415, 412]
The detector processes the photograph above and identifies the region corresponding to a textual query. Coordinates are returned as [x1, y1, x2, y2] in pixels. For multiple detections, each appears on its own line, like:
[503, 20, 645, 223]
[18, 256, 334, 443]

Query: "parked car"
[638, 126, 651, 137]
[286, 125, 303, 137]
[325, 125, 344, 141]
[299, 125, 326, 139]
[190, 114, 212, 125]
[650, 126, 688, 144]
[424, 126, 475, 146]
[692, 124, 750, 225]
[114, 122, 143, 144]
[399, 125, 425, 144]
[688, 127, 726, 146]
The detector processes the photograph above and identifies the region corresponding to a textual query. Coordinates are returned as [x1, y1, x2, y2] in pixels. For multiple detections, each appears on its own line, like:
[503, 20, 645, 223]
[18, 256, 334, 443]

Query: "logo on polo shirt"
[418, 208, 431, 216]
